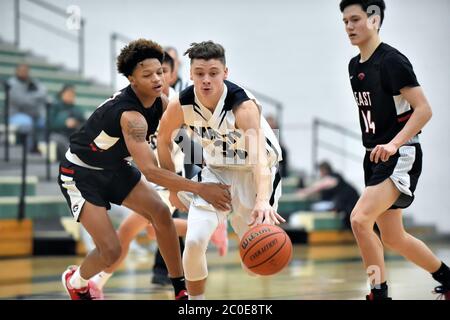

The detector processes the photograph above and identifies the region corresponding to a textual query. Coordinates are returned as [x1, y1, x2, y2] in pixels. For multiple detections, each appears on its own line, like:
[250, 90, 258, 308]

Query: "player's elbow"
[426, 105, 433, 121]
[420, 104, 433, 124]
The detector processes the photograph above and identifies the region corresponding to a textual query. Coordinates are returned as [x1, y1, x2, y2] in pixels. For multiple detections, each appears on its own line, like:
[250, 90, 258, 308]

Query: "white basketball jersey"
[178, 80, 282, 170]
[149, 88, 185, 174]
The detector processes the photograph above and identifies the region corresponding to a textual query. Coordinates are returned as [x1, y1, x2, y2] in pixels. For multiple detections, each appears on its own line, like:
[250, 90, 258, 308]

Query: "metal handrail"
[246, 87, 284, 140]
[312, 117, 362, 175]
[18, 131, 28, 220]
[27, 0, 67, 17]
[2, 81, 10, 162]
[14, 0, 86, 74]
[44, 101, 51, 181]
[20, 13, 79, 42]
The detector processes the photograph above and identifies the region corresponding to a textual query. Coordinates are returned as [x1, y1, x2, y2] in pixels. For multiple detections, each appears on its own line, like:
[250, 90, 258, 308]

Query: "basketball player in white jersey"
[89, 52, 228, 297]
[157, 41, 286, 299]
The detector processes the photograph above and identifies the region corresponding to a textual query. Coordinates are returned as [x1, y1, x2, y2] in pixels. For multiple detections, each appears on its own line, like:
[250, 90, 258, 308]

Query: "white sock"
[69, 268, 89, 289]
[189, 294, 205, 300]
[90, 271, 113, 289]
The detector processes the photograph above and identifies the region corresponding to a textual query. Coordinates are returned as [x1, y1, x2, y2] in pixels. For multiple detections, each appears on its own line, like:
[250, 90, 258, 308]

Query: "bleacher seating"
[0, 41, 112, 122]
[0, 40, 112, 257]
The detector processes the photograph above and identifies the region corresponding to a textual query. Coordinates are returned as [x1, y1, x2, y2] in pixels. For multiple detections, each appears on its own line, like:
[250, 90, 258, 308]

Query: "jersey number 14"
[361, 110, 376, 134]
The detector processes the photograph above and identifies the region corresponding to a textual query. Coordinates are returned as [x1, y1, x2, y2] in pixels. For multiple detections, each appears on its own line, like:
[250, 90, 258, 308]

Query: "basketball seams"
[240, 231, 284, 261]
[248, 234, 287, 270]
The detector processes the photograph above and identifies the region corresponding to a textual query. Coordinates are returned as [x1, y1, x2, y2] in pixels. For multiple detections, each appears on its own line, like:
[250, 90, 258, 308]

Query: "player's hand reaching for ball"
[249, 200, 286, 227]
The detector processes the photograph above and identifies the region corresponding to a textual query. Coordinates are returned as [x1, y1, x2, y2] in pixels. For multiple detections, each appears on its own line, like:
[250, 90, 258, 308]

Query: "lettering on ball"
[241, 227, 272, 250]
[250, 239, 278, 261]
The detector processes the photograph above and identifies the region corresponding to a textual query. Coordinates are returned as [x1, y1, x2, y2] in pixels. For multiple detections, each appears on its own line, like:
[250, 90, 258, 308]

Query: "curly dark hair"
[184, 41, 226, 65]
[117, 39, 164, 77]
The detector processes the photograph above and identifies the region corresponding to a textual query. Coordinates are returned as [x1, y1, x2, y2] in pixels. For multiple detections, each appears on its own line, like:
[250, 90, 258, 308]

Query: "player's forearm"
[248, 127, 272, 202]
[253, 163, 272, 203]
[390, 104, 432, 149]
[157, 139, 176, 172]
[158, 147, 175, 172]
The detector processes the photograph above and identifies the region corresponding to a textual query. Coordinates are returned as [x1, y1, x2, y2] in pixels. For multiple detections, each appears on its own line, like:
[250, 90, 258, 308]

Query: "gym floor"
[1, 242, 449, 300]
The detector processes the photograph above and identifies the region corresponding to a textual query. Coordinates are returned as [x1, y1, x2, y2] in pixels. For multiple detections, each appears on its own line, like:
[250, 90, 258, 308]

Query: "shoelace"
[432, 285, 449, 300]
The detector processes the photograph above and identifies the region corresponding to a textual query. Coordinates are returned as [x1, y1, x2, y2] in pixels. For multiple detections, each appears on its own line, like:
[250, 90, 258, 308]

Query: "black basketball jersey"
[69, 85, 163, 170]
[348, 43, 420, 148]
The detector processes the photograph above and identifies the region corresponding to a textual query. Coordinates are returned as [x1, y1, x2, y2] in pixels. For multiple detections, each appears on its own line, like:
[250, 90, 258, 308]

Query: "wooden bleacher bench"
[0, 219, 33, 257]
[287, 211, 355, 245]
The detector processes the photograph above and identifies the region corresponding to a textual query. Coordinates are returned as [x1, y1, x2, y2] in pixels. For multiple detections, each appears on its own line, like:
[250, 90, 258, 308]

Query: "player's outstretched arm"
[157, 99, 184, 173]
[234, 100, 285, 227]
[158, 99, 192, 211]
[121, 110, 231, 211]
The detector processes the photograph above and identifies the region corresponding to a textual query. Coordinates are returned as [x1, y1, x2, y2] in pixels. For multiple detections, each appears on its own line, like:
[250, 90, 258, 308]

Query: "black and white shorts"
[58, 158, 141, 221]
[364, 143, 422, 209]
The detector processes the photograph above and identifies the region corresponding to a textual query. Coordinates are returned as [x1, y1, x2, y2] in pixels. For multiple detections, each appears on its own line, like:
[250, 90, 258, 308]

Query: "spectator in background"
[266, 114, 289, 177]
[7, 63, 47, 153]
[164, 46, 189, 92]
[50, 84, 85, 161]
[297, 161, 359, 229]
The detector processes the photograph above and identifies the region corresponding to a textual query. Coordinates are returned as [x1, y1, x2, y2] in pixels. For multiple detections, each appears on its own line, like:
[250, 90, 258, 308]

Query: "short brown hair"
[184, 41, 226, 65]
[117, 39, 164, 77]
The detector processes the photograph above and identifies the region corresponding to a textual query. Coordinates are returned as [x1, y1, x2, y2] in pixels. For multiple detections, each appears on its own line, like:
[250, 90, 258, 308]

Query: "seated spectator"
[49, 84, 85, 161]
[7, 63, 47, 152]
[164, 46, 190, 92]
[297, 161, 360, 229]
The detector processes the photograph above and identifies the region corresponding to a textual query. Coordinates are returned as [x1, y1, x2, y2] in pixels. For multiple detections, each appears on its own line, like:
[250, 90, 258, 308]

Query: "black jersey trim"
[223, 80, 251, 111]
[217, 81, 252, 128]
[218, 109, 228, 128]
[192, 102, 208, 121]
[269, 168, 281, 206]
[266, 137, 279, 159]
[179, 85, 195, 106]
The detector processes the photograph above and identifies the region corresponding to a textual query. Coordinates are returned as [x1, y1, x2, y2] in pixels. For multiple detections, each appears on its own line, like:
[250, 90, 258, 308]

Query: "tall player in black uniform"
[58, 39, 231, 300]
[340, 0, 450, 300]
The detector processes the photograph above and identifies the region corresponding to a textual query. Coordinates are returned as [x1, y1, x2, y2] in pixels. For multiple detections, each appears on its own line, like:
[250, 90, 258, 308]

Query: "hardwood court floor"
[1, 242, 449, 300]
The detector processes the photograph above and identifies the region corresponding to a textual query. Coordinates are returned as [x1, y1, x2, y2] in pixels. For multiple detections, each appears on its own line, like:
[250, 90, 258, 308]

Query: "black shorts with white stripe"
[364, 143, 422, 209]
[58, 158, 141, 221]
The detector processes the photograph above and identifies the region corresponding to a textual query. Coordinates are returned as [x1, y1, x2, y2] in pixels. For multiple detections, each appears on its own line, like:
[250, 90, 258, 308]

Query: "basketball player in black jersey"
[340, 0, 450, 300]
[58, 39, 231, 300]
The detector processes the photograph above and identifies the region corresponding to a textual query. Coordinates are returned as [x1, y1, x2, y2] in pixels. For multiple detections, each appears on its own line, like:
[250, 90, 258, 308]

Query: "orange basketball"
[239, 224, 293, 276]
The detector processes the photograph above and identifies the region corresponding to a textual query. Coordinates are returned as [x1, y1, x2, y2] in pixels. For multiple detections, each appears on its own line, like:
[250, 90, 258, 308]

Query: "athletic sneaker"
[175, 289, 188, 300]
[210, 220, 228, 257]
[365, 293, 392, 300]
[433, 285, 450, 300]
[151, 270, 171, 286]
[61, 265, 97, 300]
[88, 280, 105, 300]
